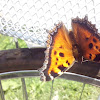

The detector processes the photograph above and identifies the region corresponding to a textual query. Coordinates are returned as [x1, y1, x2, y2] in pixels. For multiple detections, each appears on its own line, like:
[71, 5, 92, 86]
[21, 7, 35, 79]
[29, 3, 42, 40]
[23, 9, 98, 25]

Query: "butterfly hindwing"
[40, 22, 75, 81]
[72, 16, 100, 62]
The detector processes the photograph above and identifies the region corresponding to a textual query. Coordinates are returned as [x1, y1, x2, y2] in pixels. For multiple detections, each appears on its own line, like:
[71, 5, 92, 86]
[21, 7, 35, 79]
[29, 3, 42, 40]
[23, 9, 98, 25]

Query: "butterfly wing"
[72, 16, 100, 62]
[39, 22, 75, 81]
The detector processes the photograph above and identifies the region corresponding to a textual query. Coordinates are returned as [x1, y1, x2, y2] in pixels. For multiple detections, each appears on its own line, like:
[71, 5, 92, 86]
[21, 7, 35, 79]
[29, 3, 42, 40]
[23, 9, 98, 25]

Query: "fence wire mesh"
[0, 0, 100, 47]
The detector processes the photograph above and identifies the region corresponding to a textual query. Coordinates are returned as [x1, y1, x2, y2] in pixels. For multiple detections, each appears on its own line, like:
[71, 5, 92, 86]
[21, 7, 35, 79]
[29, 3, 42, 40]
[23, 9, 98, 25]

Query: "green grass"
[0, 34, 100, 100]
[1, 78, 100, 100]
[0, 34, 27, 50]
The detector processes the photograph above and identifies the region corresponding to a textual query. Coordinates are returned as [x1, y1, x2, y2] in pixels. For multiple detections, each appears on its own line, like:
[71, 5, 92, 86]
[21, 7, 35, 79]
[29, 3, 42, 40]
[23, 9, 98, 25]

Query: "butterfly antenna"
[79, 82, 85, 100]
[50, 79, 54, 100]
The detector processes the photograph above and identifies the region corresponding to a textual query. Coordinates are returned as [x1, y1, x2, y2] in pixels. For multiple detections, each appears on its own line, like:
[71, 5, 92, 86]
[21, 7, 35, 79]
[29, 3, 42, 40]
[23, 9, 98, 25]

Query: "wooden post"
[0, 48, 99, 79]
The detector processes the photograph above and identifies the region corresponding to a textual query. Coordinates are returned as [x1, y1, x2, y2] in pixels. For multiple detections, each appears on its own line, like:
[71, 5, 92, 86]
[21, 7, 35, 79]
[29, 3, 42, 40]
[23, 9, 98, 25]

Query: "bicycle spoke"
[79, 82, 85, 100]
[50, 79, 54, 100]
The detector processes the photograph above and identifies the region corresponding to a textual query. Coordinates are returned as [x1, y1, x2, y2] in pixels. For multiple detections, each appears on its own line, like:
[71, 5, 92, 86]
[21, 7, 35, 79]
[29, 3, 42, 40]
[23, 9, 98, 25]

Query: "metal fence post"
[0, 80, 5, 100]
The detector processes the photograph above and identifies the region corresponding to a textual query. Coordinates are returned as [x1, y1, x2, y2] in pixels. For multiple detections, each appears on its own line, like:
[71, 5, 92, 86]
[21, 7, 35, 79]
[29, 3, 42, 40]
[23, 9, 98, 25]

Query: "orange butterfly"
[39, 16, 100, 81]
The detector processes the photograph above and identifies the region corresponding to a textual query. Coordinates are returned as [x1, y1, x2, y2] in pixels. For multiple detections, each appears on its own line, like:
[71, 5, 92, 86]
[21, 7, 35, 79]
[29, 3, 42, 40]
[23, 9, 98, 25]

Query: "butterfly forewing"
[40, 22, 75, 81]
[72, 16, 100, 62]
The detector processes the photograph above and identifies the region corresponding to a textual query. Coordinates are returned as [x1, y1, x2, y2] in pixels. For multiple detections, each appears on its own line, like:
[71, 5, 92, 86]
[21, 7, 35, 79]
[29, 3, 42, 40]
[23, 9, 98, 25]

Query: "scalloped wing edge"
[39, 22, 64, 81]
[72, 15, 100, 40]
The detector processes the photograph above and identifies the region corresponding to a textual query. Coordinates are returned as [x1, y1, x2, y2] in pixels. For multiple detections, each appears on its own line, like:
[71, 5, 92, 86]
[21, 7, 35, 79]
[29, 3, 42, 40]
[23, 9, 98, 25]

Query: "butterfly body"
[69, 31, 83, 62]
[39, 16, 100, 81]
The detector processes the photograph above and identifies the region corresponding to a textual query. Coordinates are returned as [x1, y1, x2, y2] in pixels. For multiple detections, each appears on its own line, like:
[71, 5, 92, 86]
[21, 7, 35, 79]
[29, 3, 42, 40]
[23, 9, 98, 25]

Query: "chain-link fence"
[0, 0, 100, 47]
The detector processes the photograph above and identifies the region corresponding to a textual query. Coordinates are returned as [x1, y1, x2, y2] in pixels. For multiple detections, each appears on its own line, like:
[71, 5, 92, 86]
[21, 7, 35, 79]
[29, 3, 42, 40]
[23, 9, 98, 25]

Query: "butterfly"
[39, 15, 100, 81]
